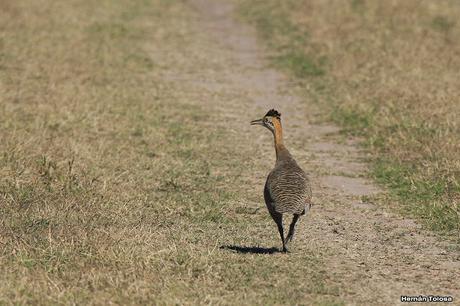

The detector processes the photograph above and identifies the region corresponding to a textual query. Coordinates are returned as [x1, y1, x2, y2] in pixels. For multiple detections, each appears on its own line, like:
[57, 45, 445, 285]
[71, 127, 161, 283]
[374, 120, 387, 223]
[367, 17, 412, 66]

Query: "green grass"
[274, 52, 325, 78]
[238, 0, 460, 235]
[373, 159, 459, 232]
[431, 15, 455, 33]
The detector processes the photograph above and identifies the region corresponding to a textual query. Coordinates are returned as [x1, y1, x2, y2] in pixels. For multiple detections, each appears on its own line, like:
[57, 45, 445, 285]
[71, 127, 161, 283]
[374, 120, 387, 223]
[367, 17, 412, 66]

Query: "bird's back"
[265, 156, 312, 215]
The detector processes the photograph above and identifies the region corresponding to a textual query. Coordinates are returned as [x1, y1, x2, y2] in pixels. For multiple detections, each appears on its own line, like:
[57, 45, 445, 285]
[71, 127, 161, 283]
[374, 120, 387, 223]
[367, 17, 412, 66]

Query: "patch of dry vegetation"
[0, 0, 342, 304]
[239, 0, 460, 234]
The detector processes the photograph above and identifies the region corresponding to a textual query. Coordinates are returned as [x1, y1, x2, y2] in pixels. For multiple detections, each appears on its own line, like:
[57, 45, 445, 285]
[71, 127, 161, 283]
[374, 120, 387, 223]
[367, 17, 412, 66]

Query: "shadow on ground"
[220, 245, 280, 254]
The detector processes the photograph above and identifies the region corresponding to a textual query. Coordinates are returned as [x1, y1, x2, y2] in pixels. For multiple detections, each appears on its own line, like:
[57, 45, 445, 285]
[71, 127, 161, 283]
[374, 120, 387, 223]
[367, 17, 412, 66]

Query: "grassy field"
[239, 0, 460, 234]
[2, 0, 459, 304]
[0, 0, 342, 304]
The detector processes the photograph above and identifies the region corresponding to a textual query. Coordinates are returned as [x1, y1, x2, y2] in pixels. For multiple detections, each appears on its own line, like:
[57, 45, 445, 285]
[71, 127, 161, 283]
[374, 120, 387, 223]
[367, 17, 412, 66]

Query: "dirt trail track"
[161, 0, 459, 304]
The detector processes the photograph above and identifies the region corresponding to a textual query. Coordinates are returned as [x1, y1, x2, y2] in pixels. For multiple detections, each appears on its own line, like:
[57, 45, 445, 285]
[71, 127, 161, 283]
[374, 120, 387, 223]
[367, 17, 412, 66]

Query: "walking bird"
[251, 109, 312, 252]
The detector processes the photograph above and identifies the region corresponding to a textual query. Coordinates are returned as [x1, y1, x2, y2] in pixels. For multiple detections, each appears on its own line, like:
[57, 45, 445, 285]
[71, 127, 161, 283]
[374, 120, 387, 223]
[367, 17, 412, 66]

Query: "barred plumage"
[266, 158, 312, 214]
[251, 109, 312, 252]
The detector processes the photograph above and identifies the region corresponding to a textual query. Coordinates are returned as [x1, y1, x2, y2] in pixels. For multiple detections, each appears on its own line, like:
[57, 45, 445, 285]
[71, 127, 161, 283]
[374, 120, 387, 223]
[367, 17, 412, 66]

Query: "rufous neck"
[273, 119, 287, 159]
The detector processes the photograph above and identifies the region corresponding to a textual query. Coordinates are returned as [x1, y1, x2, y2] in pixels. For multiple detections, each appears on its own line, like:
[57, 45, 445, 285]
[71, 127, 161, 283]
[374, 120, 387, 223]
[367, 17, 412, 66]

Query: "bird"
[251, 109, 312, 252]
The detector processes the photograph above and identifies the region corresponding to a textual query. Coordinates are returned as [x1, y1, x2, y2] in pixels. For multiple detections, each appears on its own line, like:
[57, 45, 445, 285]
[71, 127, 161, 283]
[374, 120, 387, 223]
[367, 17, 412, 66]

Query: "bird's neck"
[273, 119, 289, 160]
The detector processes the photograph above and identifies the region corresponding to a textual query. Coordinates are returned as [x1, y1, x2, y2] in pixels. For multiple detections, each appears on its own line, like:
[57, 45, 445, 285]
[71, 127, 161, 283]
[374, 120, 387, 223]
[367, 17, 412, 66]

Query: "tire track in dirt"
[165, 0, 460, 304]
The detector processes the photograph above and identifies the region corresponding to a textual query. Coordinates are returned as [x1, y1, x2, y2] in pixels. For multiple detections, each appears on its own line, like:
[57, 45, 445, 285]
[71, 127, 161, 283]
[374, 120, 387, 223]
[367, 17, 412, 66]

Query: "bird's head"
[250, 109, 281, 133]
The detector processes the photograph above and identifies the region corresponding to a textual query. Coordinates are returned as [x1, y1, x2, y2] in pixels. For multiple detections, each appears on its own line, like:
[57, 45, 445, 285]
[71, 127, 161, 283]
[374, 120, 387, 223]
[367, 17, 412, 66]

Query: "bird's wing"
[268, 163, 312, 214]
[264, 175, 278, 217]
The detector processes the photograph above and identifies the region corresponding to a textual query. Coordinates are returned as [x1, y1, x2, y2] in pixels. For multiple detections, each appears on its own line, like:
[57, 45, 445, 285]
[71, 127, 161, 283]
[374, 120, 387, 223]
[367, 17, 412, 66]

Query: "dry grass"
[239, 0, 460, 234]
[0, 0, 343, 304]
[3, 0, 458, 303]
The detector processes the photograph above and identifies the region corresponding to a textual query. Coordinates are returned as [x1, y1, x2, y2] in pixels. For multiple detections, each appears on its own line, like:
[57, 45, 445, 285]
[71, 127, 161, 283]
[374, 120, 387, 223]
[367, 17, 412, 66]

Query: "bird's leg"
[285, 214, 300, 245]
[273, 213, 287, 252]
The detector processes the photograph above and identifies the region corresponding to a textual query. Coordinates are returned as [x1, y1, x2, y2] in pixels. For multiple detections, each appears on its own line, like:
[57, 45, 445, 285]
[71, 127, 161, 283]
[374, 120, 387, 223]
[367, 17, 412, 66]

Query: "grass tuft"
[274, 52, 325, 77]
[431, 15, 455, 33]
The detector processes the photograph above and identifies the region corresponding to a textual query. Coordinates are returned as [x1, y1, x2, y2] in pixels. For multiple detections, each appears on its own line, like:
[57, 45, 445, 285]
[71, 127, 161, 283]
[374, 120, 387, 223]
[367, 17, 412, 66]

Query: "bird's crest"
[265, 109, 281, 119]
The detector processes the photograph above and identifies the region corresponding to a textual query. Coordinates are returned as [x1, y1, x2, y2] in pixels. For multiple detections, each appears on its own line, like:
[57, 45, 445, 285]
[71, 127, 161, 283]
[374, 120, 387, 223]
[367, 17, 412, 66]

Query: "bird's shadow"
[220, 245, 280, 255]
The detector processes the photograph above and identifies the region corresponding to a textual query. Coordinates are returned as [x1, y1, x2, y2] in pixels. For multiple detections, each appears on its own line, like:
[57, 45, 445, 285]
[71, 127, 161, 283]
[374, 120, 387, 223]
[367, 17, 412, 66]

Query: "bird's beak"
[250, 118, 264, 126]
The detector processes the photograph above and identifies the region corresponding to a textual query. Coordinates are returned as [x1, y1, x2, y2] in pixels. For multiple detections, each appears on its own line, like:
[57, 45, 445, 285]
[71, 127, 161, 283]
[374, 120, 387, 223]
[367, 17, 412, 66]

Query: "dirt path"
[160, 0, 460, 304]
